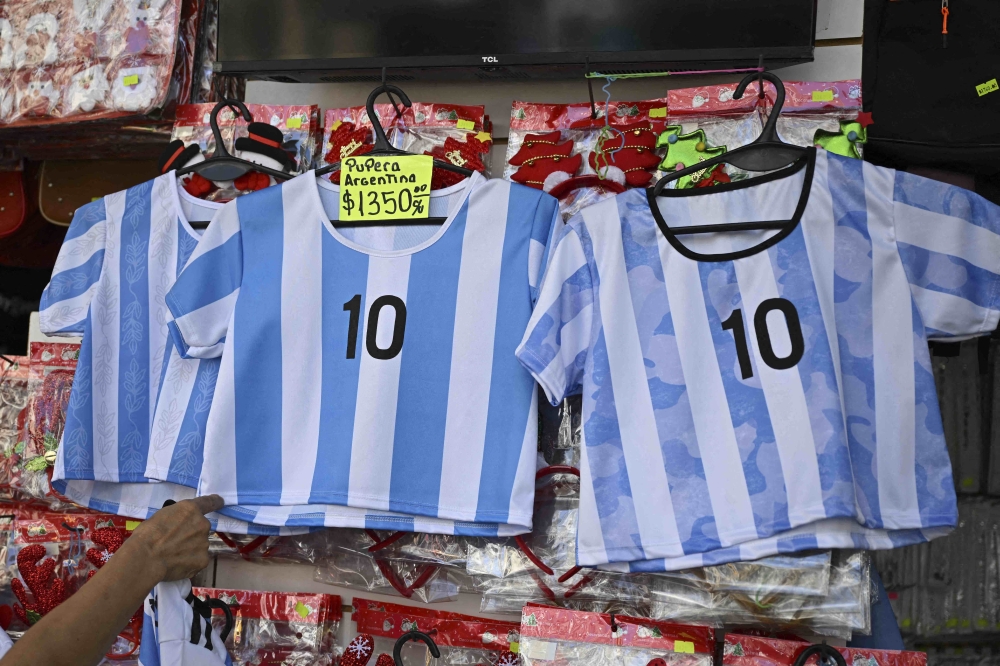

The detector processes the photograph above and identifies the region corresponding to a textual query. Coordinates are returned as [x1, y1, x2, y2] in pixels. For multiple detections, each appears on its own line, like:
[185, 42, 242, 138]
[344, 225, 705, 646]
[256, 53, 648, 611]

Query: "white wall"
[228, 0, 864, 646]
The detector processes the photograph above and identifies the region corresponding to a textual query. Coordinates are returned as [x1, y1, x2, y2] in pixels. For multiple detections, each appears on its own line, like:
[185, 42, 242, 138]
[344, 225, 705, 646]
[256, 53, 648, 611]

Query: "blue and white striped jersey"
[164, 171, 560, 532]
[519, 149, 992, 570]
[40, 173, 290, 535]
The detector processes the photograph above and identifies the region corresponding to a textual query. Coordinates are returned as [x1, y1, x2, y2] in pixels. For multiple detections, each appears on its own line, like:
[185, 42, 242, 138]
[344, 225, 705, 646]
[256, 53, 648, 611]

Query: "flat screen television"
[217, 0, 816, 82]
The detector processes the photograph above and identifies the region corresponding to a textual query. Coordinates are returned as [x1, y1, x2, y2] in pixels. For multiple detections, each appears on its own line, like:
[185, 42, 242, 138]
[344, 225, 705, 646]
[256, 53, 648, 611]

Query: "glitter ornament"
[374, 653, 395, 666]
[425, 133, 491, 189]
[86, 526, 126, 571]
[11, 544, 67, 625]
[588, 122, 661, 187]
[509, 131, 581, 191]
[342, 633, 375, 666]
[496, 650, 521, 666]
[656, 125, 727, 189]
[326, 121, 375, 184]
[813, 119, 867, 159]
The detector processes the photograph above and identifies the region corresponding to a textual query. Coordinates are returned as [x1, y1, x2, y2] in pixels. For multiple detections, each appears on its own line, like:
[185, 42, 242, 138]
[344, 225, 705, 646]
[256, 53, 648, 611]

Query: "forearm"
[1, 536, 163, 666]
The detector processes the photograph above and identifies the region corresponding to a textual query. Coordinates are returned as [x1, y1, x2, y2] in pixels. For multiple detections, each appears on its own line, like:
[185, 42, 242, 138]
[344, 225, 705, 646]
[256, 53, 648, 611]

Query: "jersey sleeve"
[38, 198, 108, 335]
[516, 221, 595, 405]
[165, 202, 243, 359]
[527, 191, 562, 306]
[892, 171, 1000, 340]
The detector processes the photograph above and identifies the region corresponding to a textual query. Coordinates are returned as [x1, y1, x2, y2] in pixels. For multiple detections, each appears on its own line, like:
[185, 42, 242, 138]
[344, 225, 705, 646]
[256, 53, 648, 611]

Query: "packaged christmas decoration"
[773, 81, 865, 158]
[10, 343, 80, 506]
[4, 510, 139, 637]
[320, 102, 493, 188]
[0, 356, 30, 501]
[722, 633, 926, 666]
[352, 597, 521, 666]
[170, 102, 321, 200]
[193, 587, 341, 666]
[314, 543, 472, 604]
[504, 98, 669, 220]
[0, 0, 186, 125]
[518, 605, 714, 666]
[661, 83, 764, 189]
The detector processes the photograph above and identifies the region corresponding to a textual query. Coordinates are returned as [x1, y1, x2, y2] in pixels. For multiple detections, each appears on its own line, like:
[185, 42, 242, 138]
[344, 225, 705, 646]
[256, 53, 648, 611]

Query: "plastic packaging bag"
[518, 605, 714, 666]
[504, 98, 669, 220]
[722, 633, 926, 666]
[194, 587, 341, 666]
[314, 541, 472, 603]
[0, 357, 30, 502]
[0, 0, 183, 125]
[11, 343, 79, 506]
[352, 597, 521, 666]
[321, 102, 493, 189]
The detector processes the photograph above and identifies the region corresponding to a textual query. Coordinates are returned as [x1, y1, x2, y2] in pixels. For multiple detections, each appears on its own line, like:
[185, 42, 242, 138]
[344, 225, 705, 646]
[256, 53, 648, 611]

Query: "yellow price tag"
[673, 641, 695, 654]
[122, 74, 139, 86]
[649, 107, 667, 118]
[509, 643, 519, 654]
[340, 155, 433, 222]
[456, 119, 475, 130]
[811, 90, 834, 102]
[287, 116, 303, 129]
[976, 78, 998, 96]
[294, 601, 310, 618]
[125, 520, 141, 532]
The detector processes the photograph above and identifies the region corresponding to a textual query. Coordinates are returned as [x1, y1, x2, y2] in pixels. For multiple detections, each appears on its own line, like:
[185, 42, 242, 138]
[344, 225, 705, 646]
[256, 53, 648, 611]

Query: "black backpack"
[862, 0, 1000, 174]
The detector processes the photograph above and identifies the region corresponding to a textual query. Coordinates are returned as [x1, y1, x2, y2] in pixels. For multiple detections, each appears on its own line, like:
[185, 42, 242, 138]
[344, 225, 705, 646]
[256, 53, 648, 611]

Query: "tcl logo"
[481, 56, 498, 63]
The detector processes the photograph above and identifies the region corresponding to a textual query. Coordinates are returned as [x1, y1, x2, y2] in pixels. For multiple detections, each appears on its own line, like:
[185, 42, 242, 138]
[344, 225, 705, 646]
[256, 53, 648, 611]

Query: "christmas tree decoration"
[11, 544, 66, 625]
[813, 119, 867, 159]
[588, 122, 661, 187]
[342, 633, 376, 666]
[509, 131, 581, 191]
[374, 654, 395, 666]
[656, 125, 728, 189]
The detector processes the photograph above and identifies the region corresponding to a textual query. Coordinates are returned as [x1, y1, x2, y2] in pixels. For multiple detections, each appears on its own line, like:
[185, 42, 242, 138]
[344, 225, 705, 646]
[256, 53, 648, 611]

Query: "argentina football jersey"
[519, 148, 998, 570]
[39, 173, 295, 535]
[160, 171, 560, 533]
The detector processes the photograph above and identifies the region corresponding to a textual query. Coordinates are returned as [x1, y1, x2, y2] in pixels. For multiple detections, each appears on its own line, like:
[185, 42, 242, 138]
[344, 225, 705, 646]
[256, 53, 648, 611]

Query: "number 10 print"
[343, 294, 408, 360]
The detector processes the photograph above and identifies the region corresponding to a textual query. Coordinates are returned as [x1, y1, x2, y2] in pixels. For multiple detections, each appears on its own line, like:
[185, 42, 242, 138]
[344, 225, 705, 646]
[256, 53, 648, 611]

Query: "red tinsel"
[11, 544, 66, 625]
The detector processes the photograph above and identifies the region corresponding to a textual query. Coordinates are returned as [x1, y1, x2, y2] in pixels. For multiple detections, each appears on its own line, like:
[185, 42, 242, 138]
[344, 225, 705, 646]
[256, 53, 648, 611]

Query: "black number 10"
[343, 294, 407, 360]
[720, 298, 804, 380]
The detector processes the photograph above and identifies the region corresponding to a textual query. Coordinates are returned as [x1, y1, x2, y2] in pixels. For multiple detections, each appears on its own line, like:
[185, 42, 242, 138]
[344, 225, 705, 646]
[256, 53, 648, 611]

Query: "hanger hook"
[733, 71, 786, 144]
[366, 83, 412, 152]
[208, 98, 253, 160]
[791, 644, 847, 666]
[393, 631, 440, 666]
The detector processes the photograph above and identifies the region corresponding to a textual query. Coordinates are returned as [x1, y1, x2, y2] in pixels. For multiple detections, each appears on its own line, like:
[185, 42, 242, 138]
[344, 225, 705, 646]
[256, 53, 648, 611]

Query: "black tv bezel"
[216, 46, 815, 82]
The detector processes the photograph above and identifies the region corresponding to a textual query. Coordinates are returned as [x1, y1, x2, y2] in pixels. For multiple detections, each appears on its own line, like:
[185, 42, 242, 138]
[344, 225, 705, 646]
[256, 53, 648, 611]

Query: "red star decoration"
[855, 111, 874, 128]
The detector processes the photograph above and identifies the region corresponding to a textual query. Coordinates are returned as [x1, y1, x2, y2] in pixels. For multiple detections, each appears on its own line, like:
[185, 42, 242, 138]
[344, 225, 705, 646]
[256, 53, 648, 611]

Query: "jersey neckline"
[645, 146, 817, 263]
[170, 170, 222, 241]
[308, 170, 482, 257]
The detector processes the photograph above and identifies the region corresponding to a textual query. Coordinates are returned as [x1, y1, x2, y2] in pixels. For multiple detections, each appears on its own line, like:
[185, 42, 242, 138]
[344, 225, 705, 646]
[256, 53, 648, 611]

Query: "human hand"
[126, 495, 224, 582]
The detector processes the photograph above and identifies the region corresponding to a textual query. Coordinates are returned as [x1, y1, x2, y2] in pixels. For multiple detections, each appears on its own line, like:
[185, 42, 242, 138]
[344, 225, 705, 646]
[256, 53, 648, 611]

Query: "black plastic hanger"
[316, 80, 474, 228]
[175, 98, 293, 183]
[651, 71, 813, 237]
[392, 631, 441, 666]
[791, 644, 847, 666]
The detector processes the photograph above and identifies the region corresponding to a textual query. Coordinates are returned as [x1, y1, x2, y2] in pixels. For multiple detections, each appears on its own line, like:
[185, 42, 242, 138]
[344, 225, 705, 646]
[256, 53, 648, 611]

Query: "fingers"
[189, 494, 225, 515]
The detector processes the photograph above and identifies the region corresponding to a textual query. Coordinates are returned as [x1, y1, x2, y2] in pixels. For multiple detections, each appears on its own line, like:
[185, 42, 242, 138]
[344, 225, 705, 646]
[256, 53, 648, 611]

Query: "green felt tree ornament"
[656, 125, 727, 189]
[813, 120, 867, 159]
